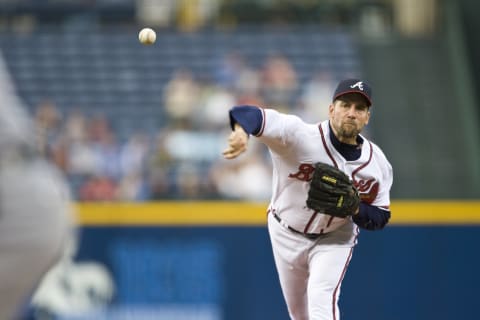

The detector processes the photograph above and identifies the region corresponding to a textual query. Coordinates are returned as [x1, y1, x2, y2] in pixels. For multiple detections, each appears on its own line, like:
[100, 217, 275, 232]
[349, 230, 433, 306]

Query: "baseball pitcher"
[223, 79, 393, 320]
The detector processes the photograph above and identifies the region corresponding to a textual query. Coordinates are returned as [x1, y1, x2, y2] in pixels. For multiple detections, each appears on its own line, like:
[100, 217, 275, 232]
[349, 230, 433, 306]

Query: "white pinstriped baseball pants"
[267, 213, 355, 320]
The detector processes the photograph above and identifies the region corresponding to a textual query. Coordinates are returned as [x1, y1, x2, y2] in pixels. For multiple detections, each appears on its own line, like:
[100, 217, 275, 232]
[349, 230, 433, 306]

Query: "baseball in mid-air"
[138, 28, 156, 45]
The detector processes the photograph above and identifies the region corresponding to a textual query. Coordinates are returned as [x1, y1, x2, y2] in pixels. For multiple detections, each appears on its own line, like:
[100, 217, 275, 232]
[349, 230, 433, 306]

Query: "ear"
[365, 109, 371, 125]
[328, 103, 334, 116]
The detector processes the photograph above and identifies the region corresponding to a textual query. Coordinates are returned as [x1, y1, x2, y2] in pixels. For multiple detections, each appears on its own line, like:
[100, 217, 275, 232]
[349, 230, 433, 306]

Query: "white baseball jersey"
[256, 108, 393, 242]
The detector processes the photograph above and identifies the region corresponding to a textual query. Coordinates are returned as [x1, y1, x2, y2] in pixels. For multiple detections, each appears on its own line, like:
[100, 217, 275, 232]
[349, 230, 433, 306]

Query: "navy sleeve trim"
[353, 202, 391, 231]
[229, 105, 263, 135]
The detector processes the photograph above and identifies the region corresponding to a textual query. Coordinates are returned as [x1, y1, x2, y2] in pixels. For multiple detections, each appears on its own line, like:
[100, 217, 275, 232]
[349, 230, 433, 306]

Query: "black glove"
[306, 162, 360, 218]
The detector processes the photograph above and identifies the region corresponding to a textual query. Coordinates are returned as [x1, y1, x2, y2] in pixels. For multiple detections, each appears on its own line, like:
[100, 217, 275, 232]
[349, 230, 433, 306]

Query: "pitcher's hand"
[222, 123, 248, 159]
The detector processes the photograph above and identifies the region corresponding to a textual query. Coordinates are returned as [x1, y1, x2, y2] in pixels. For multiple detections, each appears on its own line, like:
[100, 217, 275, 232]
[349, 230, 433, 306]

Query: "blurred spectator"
[116, 133, 151, 201]
[64, 111, 98, 177]
[298, 70, 336, 121]
[34, 100, 62, 156]
[177, 0, 220, 31]
[261, 53, 298, 111]
[215, 51, 246, 89]
[49, 134, 69, 173]
[64, 109, 88, 143]
[215, 51, 264, 107]
[88, 116, 121, 180]
[116, 172, 150, 201]
[136, 0, 177, 27]
[119, 133, 150, 177]
[79, 175, 117, 202]
[200, 83, 237, 130]
[146, 130, 175, 199]
[210, 141, 271, 201]
[33, 101, 70, 173]
[393, 0, 437, 37]
[163, 68, 200, 128]
[163, 129, 224, 163]
[235, 68, 264, 106]
[174, 162, 204, 199]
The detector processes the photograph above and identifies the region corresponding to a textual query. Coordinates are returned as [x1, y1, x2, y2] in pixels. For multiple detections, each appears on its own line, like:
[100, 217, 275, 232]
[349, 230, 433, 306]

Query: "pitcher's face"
[328, 93, 370, 144]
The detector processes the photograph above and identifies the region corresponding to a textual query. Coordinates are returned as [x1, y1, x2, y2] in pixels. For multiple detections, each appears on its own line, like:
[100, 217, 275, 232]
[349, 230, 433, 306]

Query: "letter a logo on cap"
[350, 81, 364, 91]
[333, 78, 373, 106]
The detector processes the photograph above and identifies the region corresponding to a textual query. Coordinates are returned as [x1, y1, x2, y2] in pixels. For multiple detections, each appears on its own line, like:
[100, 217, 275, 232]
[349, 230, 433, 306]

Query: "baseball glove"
[306, 162, 360, 218]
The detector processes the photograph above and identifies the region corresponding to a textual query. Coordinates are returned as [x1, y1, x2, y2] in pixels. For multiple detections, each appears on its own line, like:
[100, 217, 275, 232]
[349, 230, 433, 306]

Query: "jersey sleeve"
[353, 203, 391, 230]
[229, 105, 264, 135]
[255, 108, 306, 151]
[372, 146, 393, 209]
[353, 145, 394, 230]
[229, 106, 305, 152]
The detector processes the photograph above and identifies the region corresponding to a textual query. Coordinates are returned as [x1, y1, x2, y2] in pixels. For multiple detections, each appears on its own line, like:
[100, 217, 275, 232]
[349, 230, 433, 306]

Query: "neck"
[337, 136, 357, 145]
[327, 123, 363, 161]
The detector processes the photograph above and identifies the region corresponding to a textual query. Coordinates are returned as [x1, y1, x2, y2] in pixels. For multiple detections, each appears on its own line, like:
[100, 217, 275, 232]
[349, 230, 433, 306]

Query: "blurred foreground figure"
[0, 60, 74, 319]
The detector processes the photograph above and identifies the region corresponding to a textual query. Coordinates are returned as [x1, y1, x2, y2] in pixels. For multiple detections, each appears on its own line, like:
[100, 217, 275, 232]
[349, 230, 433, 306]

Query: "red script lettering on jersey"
[353, 179, 379, 204]
[289, 164, 380, 204]
[288, 164, 315, 181]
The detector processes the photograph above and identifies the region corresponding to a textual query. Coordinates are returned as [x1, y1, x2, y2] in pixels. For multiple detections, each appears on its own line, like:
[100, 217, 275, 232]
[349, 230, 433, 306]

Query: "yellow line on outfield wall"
[389, 201, 480, 225]
[75, 201, 480, 226]
[76, 202, 268, 226]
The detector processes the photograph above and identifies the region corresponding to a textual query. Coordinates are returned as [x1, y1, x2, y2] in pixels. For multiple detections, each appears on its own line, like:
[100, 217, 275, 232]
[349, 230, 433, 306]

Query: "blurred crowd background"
[0, 0, 478, 202]
[1, 1, 479, 319]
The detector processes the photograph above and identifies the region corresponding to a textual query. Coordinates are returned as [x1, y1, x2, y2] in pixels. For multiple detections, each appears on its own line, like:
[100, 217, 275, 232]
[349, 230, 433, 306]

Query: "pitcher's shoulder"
[367, 140, 392, 169]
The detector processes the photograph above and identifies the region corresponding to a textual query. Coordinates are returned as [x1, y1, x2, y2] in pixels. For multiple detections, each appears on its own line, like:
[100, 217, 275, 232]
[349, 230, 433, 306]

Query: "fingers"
[223, 131, 248, 159]
[222, 145, 246, 159]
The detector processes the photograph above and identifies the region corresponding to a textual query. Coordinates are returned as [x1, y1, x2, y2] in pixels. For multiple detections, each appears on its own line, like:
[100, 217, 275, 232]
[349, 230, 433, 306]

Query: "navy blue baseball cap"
[333, 79, 372, 106]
